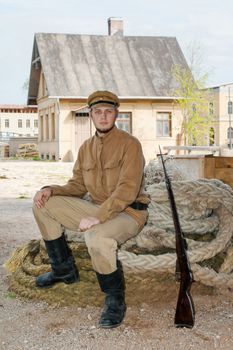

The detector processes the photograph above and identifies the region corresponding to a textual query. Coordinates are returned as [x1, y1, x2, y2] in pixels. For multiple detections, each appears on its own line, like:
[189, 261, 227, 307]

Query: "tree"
[172, 42, 215, 146]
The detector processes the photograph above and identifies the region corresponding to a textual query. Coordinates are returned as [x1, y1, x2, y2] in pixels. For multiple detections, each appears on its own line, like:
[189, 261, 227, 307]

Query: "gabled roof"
[207, 82, 233, 89]
[27, 33, 190, 105]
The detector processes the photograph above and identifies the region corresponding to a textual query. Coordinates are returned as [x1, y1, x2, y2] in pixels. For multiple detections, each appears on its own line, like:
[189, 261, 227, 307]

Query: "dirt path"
[0, 161, 233, 350]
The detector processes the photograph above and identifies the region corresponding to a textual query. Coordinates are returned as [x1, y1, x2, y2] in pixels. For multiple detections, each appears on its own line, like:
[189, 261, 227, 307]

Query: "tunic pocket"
[103, 159, 121, 192]
[82, 162, 96, 171]
[82, 161, 96, 190]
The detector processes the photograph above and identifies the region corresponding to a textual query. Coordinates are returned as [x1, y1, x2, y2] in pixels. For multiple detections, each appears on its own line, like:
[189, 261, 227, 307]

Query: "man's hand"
[79, 217, 100, 231]
[33, 187, 52, 208]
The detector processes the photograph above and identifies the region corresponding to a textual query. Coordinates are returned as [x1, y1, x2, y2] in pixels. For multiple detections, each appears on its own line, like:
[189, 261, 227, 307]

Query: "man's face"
[90, 104, 118, 133]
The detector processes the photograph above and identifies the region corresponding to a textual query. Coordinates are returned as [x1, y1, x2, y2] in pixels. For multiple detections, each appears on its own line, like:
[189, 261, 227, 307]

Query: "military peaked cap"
[87, 91, 120, 108]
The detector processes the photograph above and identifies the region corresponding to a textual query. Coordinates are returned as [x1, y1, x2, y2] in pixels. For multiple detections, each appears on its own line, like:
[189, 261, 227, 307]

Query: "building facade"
[207, 83, 233, 149]
[27, 18, 189, 163]
[36, 96, 184, 162]
[0, 105, 38, 142]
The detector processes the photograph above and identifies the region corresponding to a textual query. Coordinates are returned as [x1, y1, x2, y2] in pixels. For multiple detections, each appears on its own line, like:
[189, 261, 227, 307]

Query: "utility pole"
[228, 87, 233, 149]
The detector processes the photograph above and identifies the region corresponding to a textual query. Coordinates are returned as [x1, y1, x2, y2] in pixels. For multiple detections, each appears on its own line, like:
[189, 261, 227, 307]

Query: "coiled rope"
[118, 179, 233, 288]
[4, 161, 233, 305]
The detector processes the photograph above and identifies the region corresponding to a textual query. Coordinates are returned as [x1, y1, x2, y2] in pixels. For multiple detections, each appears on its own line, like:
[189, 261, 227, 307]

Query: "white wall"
[0, 110, 38, 137]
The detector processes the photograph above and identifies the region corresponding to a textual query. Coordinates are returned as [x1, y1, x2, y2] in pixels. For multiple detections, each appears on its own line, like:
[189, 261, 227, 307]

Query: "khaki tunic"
[50, 126, 150, 230]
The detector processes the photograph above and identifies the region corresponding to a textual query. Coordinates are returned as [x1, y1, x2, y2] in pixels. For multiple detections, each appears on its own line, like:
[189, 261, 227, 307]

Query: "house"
[206, 82, 233, 148]
[0, 105, 38, 141]
[0, 105, 38, 158]
[27, 18, 191, 162]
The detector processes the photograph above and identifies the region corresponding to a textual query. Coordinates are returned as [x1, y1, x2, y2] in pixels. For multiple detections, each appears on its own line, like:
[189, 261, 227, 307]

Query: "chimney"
[108, 17, 124, 36]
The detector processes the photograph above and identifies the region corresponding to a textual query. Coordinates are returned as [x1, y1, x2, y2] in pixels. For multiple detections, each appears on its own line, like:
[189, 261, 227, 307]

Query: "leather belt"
[129, 202, 148, 210]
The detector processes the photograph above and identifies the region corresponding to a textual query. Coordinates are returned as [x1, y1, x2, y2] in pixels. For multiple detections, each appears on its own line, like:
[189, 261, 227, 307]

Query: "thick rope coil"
[118, 179, 233, 288]
[4, 178, 233, 305]
[119, 206, 233, 272]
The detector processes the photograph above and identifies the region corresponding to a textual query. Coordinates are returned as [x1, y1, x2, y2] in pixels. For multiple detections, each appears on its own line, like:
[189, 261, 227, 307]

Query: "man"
[33, 90, 150, 328]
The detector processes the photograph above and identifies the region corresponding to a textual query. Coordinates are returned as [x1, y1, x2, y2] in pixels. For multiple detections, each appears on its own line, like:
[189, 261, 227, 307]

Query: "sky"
[0, 0, 233, 104]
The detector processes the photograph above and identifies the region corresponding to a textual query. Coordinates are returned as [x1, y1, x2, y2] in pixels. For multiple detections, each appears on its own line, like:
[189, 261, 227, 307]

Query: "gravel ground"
[0, 160, 233, 350]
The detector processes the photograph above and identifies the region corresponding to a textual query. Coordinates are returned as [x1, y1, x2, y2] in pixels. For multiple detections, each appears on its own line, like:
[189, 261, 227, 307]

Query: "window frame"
[18, 119, 23, 128]
[116, 112, 132, 134]
[156, 112, 172, 137]
[5, 119, 9, 128]
[209, 102, 214, 115]
[26, 119, 30, 128]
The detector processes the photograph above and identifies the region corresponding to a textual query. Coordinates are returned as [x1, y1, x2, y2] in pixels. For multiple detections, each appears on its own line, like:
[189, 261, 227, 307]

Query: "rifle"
[159, 146, 195, 328]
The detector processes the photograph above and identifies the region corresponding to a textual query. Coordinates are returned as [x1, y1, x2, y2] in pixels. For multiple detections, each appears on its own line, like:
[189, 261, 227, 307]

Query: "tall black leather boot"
[36, 233, 80, 288]
[96, 261, 126, 328]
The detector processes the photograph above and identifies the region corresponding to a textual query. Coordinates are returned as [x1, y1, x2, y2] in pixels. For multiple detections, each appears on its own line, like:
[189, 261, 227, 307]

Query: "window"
[26, 119, 30, 128]
[209, 102, 214, 115]
[116, 112, 132, 133]
[18, 119, 22, 128]
[228, 101, 232, 115]
[76, 112, 89, 117]
[5, 119, 9, 128]
[227, 127, 233, 139]
[75, 107, 89, 117]
[209, 127, 215, 146]
[34, 119, 38, 128]
[156, 112, 172, 137]
[227, 127, 233, 147]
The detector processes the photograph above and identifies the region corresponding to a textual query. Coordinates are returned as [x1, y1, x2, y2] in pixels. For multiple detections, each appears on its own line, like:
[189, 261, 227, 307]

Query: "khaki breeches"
[32, 196, 139, 274]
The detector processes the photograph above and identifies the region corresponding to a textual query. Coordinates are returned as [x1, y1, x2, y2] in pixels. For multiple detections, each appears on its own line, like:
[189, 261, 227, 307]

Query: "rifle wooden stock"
[159, 147, 195, 328]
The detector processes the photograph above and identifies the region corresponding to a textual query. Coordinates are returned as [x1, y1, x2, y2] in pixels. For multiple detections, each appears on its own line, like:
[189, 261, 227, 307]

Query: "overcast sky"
[1, 0, 233, 104]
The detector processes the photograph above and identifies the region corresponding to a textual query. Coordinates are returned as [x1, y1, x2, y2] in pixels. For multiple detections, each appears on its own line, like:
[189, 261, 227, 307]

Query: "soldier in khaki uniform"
[33, 91, 150, 328]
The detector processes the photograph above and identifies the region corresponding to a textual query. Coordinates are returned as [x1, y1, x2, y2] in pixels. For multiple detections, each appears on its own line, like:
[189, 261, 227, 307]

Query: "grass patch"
[4, 292, 17, 299]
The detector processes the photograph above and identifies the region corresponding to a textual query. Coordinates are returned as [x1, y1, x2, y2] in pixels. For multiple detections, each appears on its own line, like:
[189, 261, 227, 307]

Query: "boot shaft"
[36, 233, 79, 288]
[96, 261, 126, 328]
[96, 260, 125, 295]
[44, 233, 70, 265]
